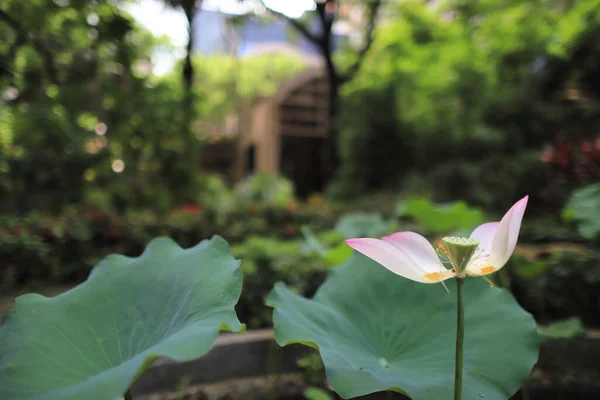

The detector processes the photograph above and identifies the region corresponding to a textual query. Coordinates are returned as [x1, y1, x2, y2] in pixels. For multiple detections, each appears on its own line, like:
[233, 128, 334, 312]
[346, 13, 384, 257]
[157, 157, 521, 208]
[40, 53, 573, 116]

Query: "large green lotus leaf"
[268, 253, 539, 400]
[0, 236, 244, 400]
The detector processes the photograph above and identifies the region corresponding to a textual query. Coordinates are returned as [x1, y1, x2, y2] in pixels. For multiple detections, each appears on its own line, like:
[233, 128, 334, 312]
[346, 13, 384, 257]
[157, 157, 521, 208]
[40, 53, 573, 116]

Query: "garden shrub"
[234, 172, 296, 209]
[2, 194, 597, 329]
[508, 250, 600, 327]
[334, 212, 395, 238]
[563, 183, 600, 240]
[231, 236, 329, 328]
[396, 197, 484, 235]
[518, 216, 588, 244]
[331, 0, 600, 216]
[0, 202, 334, 288]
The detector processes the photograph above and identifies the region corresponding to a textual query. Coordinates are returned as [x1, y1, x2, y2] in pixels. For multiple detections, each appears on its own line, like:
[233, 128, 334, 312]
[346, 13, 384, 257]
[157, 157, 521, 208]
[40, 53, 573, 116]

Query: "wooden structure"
[233, 68, 332, 196]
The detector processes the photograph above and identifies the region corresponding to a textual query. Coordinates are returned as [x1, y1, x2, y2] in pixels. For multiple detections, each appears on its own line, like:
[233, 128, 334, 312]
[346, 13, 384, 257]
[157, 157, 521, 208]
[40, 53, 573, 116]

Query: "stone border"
[132, 329, 600, 398]
[132, 329, 311, 396]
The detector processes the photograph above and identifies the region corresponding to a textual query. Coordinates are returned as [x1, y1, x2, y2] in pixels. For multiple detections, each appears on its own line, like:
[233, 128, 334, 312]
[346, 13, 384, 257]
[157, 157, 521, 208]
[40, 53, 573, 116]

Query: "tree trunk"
[322, 27, 340, 186]
[182, 1, 198, 168]
[259, 0, 381, 191]
[312, 2, 339, 186]
[182, 4, 195, 91]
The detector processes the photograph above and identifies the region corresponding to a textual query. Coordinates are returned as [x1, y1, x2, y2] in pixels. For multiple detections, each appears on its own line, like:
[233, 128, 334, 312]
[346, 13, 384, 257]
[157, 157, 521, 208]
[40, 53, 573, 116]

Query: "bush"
[397, 152, 558, 214]
[234, 172, 296, 209]
[231, 236, 329, 328]
[396, 197, 484, 235]
[508, 250, 600, 327]
[332, 0, 600, 215]
[563, 183, 600, 240]
[334, 212, 395, 238]
[0, 202, 335, 289]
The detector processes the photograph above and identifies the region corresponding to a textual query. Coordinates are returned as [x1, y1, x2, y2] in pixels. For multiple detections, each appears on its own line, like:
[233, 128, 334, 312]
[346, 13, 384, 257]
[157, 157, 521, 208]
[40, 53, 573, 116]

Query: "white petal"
[490, 196, 528, 267]
[468, 222, 499, 271]
[470, 222, 500, 254]
[382, 232, 445, 273]
[467, 196, 528, 275]
[345, 238, 430, 282]
[346, 238, 454, 283]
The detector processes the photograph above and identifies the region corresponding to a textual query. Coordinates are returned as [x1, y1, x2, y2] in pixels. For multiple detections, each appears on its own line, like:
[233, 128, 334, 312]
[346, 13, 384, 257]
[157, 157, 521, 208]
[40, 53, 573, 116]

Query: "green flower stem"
[454, 277, 465, 400]
[124, 389, 133, 400]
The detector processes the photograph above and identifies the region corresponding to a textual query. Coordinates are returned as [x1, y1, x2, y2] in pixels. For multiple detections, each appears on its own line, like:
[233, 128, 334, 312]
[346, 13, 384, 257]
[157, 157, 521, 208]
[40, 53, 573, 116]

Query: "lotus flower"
[345, 196, 528, 284]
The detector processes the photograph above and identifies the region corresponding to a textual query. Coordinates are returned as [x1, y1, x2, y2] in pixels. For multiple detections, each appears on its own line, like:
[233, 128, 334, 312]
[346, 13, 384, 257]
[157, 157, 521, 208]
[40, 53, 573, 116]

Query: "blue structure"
[193, 9, 346, 57]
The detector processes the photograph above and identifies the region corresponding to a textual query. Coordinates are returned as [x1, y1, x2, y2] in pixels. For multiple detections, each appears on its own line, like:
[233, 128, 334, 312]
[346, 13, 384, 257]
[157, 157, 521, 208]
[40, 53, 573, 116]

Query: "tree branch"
[315, 2, 334, 32]
[0, 8, 58, 84]
[259, 0, 320, 46]
[340, 0, 382, 83]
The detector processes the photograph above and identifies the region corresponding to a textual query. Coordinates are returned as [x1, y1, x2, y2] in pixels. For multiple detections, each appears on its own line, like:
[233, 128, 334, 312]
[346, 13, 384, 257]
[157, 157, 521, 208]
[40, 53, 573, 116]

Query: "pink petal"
[345, 238, 429, 282]
[489, 195, 529, 268]
[382, 232, 444, 273]
[470, 222, 500, 255]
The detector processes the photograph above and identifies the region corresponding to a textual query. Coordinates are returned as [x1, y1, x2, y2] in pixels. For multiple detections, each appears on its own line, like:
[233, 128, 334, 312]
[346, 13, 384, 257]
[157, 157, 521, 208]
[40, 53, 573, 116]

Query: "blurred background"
[1, 0, 600, 398]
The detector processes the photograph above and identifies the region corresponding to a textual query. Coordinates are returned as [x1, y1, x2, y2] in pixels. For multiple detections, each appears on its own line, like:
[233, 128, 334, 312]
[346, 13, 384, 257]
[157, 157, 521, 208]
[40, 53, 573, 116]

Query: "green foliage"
[547, 0, 600, 57]
[231, 235, 329, 328]
[336, 0, 500, 197]
[304, 387, 333, 400]
[196, 173, 238, 218]
[518, 217, 584, 243]
[334, 0, 600, 211]
[508, 249, 600, 327]
[0, 236, 244, 400]
[193, 54, 307, 123]
[297, 353, 326, 387]
[408, 152, 556, 213]
[301, 226, 353, 267]
[0, 202, 338, 329]
[0, 202, 335, 291]
[510, 255, 550, 280]
[335, 212, 395, 238]
[396, 197, 484, 235]
[234, 172, 296, 209]
[538, 317, 586, 342]
[268, 252, 539, 399]
[0, 0, 197, 213]
[321, 243, 354, 268]
[563, 183, 600, 240]
[0, 0, 306, 214]
[300, 226, 329, 256]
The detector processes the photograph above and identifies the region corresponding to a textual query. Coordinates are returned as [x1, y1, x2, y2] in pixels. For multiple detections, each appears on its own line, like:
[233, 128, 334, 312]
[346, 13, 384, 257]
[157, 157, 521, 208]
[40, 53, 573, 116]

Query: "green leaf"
[304, 387, 334, 400]
[564, 183, 600, 240]
[396, 198, 484, 235]
[511, 255, 550, 279]
[538, 317, 585, 342]
[301, 226, 353, 267]
[322, 243, 353, 268]
[268, 253, 539, 400]
[0, 236, 244, 400]
[301, 226, 328, 256]
[335, 212, 392, 239]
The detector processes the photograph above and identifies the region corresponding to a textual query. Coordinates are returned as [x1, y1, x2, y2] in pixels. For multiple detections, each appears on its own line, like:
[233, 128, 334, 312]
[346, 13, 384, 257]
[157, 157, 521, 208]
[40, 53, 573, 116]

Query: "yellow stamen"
[480, 266, 496, 275]
[473, 265, 497, 287]
[424, 272, 443, 281]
